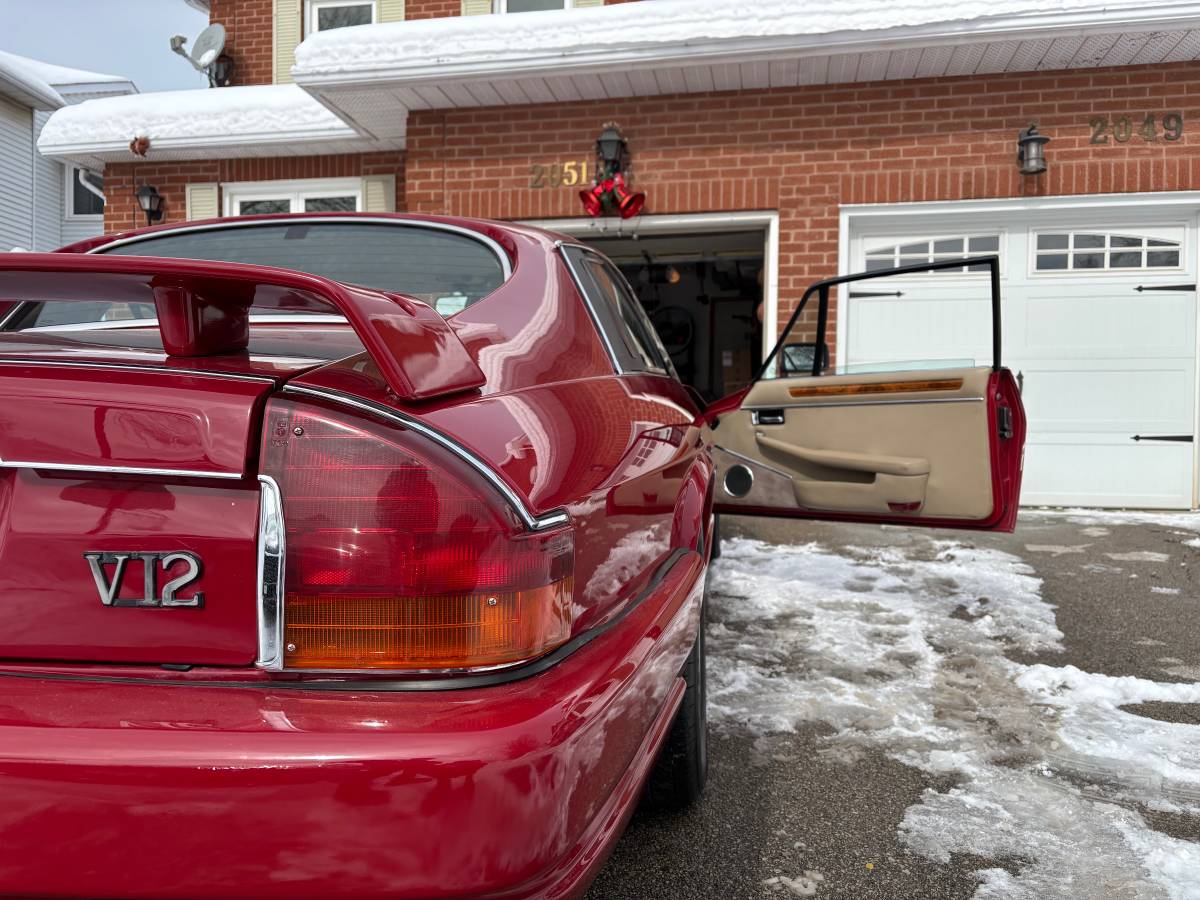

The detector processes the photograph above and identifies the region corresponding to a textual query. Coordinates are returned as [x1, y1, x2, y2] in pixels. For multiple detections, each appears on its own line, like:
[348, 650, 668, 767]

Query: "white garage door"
[846, 205, 1198, 509]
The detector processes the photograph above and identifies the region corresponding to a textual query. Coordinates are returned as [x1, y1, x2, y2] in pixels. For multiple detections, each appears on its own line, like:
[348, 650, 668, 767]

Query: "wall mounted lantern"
[1017, 123, 1050, 176]
[135, 184, 164, 227]
[579, 122, 646, 220]
[596, 124, 626, 171]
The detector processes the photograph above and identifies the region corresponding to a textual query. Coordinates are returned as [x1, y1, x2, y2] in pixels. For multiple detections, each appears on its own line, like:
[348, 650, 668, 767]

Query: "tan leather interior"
[709, 366, 995, 519]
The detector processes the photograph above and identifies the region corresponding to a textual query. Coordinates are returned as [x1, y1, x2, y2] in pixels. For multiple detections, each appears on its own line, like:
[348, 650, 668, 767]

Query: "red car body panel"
[0, 212, 1022, 898]
[0, 552, 704, 900]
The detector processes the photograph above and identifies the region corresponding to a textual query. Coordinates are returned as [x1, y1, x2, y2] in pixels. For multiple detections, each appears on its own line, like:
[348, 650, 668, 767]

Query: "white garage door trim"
[839, 191, 1200, 509]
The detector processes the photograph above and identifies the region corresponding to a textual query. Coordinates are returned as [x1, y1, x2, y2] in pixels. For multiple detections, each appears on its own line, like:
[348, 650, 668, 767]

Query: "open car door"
[707, 256, 1026, 532]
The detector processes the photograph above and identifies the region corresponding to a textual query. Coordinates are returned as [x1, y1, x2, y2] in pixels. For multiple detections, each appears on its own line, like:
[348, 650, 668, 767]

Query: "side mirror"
[779, 342, 830, 377]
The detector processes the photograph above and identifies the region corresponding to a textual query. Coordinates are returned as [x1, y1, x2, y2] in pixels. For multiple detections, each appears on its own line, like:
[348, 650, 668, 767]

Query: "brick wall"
[209, 0, 275, 86]
[103, 152, 406, 233]
[406, 0, 460, 18]
[404, 61, 1200, 340]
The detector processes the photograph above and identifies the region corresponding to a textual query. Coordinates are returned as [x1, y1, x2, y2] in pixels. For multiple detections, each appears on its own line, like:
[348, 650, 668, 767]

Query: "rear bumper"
[0, 552, 705, 900]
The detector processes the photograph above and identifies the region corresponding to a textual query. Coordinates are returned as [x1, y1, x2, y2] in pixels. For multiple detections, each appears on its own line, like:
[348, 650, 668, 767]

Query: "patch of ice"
[1107, 551, 1171, 563]
[707, 536, 1200, 899]
[1151, 587, 1183, 596]
[762, 871, 824, 897]
[1081, 526, 1111, 537]
[1025, 544, 1090, 556]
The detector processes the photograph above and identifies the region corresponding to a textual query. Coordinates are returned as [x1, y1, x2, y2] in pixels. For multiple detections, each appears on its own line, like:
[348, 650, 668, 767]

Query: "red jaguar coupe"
[0, 214, 1024, 899]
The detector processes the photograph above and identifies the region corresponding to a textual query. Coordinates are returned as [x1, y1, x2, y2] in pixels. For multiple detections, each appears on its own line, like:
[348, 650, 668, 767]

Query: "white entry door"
[846, 208, 1197, 509]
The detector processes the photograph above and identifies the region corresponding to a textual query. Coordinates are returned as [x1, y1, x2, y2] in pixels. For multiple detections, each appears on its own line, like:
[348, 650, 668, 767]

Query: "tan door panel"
[710, 366, 995, 519]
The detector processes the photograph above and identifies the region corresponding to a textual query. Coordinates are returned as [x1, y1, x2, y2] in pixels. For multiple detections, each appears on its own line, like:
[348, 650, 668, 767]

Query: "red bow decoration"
[579, 171, 645, 219]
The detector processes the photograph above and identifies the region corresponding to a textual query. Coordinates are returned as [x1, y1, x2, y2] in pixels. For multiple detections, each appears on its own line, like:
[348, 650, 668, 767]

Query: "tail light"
[259, 397, 573, 672]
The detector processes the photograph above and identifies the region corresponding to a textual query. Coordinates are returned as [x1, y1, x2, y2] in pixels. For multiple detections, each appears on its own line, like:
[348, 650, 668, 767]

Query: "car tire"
[643, 594, 708, 811]
[710, 513, 722, 559]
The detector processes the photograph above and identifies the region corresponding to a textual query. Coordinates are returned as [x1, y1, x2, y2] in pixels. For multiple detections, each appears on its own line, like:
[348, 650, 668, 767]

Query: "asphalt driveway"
[587, 510, 1200, 900]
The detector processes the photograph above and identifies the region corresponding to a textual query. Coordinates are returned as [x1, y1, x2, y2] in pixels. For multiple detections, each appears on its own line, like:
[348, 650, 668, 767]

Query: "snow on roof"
[0, 49, 134, 109]
[37, 83, 400, 166]
[293, 0, 1182, 80]
[0, 49, 64, 109]
[2, 52, 130, 89]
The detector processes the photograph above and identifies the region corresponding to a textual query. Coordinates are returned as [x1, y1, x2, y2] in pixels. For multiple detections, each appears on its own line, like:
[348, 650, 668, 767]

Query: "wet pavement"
[586, 510, 1200, 900]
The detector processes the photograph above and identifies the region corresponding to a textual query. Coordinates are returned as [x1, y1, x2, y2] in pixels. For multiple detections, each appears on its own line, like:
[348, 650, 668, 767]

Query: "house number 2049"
[1089, 113, 1184, 144]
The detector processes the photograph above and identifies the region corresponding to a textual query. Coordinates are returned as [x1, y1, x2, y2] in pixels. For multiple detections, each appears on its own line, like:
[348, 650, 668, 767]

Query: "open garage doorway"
[527, 214, 778, 404]
[586, 230, 764, 400]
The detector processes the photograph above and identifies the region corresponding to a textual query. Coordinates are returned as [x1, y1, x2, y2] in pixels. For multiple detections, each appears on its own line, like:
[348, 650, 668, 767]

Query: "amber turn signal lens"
[284, 579, 573, 671]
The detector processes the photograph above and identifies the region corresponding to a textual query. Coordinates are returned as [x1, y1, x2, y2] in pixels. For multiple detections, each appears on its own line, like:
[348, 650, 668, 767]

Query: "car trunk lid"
[0, 360, 271, 665]
[0, 254, 486, 668]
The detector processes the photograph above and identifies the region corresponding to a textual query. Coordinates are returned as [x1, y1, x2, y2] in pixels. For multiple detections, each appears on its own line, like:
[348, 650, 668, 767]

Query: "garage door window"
[865, 234, 1000, 273]
[1033, 232, 1182, 272]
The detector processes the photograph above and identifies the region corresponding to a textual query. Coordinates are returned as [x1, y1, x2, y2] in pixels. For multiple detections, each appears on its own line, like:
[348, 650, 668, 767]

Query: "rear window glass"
[102, 222, 507, 313]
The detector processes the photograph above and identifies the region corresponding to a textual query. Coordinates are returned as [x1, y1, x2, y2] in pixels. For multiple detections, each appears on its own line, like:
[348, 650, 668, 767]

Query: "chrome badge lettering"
[83, 552, 205, 608]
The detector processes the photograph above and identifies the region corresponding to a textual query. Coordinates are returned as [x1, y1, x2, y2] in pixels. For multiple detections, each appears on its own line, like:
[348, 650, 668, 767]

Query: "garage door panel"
[1022, 438, 1192, 509]
[1018, 362, 1195, 433]
[1022, 292, 1195, 357]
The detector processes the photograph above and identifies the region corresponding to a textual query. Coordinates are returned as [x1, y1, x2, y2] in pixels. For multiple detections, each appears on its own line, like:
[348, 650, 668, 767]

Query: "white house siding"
[0, 94, 33, 251]
[32, 110, 62, 250]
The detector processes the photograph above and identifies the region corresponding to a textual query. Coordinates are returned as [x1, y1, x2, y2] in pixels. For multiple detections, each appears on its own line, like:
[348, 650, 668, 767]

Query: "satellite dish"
[192, 24, 226, 70]
[170, 23, 229, 85]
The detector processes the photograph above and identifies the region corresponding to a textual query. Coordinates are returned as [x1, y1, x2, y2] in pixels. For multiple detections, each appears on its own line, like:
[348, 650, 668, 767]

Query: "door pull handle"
[753, 409, 785, 426]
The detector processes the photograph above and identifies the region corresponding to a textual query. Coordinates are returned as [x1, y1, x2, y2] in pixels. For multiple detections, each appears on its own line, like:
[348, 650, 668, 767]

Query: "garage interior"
[583, 230, 765, 402]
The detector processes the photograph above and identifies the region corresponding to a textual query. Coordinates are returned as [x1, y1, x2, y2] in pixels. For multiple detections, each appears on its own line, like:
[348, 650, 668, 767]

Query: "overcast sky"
[0, 0, 210, 92]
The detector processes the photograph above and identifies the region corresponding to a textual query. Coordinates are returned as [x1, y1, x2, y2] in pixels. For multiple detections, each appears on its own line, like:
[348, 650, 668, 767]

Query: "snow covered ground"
[707, 522, 1200, 899]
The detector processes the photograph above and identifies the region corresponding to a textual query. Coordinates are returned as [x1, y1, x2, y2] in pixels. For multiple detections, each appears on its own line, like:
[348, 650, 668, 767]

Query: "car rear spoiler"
[0, 254, 486, 402]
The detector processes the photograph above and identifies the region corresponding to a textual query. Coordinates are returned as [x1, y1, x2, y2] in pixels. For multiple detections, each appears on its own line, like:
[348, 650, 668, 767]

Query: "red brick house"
[36, 0, 1200, 508]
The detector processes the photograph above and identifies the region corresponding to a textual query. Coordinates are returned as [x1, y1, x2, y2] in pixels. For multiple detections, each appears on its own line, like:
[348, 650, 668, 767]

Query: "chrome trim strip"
[555, 241, 624, 375]
[88, 216, 514, 281]
[0, 460, 243, 480]
[256, 475, 286, 672]
[712, 444, 796, 481]
[743, 396, 985, 411]
[282, 384, 570, 533]
[0, 357, 278, 383]
[23, 313, 349, 334]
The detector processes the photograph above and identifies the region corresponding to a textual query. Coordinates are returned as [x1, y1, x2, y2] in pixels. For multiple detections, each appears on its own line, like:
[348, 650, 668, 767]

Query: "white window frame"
[1028, 228, 1185, 276]
[305, 0, 376, 36]
[493, 0, 576, 12]
[222, 178, 364, 217]
[862, 232, 1003, 276]
[65, 166, 105, 221]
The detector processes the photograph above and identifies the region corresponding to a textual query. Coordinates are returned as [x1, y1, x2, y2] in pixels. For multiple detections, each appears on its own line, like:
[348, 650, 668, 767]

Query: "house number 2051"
[529, 160, 591, 189]
[1089, 113, 1184, 144]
